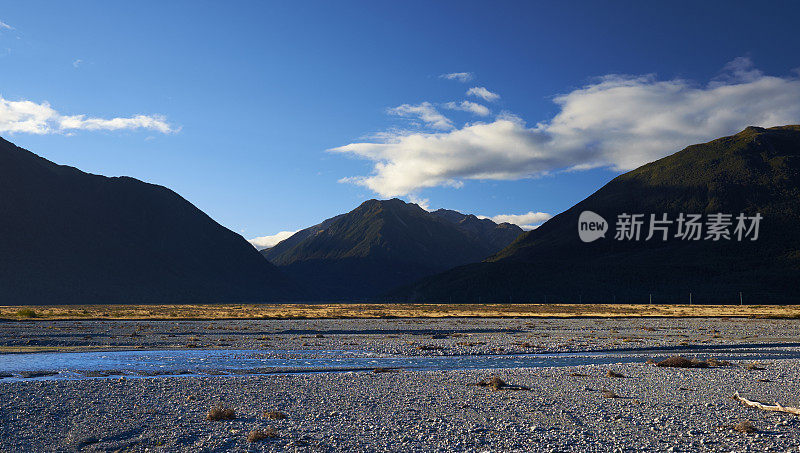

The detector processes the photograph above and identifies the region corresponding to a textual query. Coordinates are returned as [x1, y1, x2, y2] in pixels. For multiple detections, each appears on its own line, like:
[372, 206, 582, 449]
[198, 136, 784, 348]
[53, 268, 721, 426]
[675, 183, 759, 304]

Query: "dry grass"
[15, 308, 39, 318]
[247, 428, 278, 442]
[732, 421, 758, 433]
[745, 362, 766, 370]
[483, 376, 507, 390]
[653, 356, 731, 368]
[2, 303, 799, 320]
[263, 411, 287, 420]
[416, 344, 443, 351]
[473, 376, 530, 391]
[206, 404, 236, 421]
[705, 358, 732, 367]
[601, 388, 620, 398]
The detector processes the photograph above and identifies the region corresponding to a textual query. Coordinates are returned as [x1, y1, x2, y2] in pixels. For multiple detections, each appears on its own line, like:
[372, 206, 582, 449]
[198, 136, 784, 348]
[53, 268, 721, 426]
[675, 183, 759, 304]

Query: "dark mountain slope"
[394, 126, 800, 304]
[0, 137, 298, 304]
[430, 209, 523, 251]
[262, 199, 523, 299]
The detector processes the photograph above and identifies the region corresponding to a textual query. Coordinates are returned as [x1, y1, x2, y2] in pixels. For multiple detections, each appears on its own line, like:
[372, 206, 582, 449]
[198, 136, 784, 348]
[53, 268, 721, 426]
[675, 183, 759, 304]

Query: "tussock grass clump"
[472, 376, 530, 391]
[247, 428, 278, 442]
[656, 356, 703, 368]
[416, 345, 443, 351]
[263, 410, 287, 420]
[734, 421, 757, 433]
[606, 370, 625, 378]
[704, 358, 732, 367]
[601, 388, 620, 398]
[473, 376, 506, 390]
[653, 356, 732, 368]
[745, 362, 766, 370]
[728, 421, 758, 433]
[206, 404, 236, 421]
[456, 341, 486, 347]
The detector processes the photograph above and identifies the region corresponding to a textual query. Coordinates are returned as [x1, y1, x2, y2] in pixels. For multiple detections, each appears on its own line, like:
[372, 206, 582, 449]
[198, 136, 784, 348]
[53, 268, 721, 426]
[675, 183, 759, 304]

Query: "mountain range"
[261, 199, 523, 299]
[393, 126, 800, 304]
[0, 137, 298, 304]
[3, 125, 799, 305]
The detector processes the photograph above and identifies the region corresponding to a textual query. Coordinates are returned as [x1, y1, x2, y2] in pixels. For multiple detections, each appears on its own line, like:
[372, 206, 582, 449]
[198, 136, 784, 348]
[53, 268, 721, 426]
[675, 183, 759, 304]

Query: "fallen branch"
[732, 391, 800, 416]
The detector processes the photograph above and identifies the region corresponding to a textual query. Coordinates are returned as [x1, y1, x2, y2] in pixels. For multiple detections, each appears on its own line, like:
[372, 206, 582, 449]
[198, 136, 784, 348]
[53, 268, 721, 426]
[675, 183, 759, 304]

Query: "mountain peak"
[262, 199, 523, 299]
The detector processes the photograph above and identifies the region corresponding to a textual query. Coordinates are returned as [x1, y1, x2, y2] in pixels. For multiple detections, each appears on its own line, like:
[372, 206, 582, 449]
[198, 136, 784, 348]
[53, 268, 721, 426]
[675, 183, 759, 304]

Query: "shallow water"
[1, 344, 799, 381]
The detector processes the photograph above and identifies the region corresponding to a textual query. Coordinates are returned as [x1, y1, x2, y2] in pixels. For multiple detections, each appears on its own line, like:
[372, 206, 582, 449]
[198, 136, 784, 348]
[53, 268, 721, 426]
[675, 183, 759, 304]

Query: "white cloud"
[332, 58, 800, 197]
[0, 20, 13, 31]
[711, 56, 763, 86]
[332, 117, 560, 196]
[247, 230, 298, 249]
[388, 102, 453, 130]
[408, 195, 431, 211]
[466, 86, 500, 102]
[480, 211, 552, 230]
[440, 72, 474, 83]
[0, 94, 176, 134]
[72, 59, 83, 68]
[444, 100, 490, 116]
[59, 114, 174, 133]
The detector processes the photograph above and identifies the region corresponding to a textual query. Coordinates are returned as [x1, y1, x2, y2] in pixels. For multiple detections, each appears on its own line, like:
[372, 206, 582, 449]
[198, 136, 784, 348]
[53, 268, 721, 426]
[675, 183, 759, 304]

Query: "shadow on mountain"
[0, 137, 300, 304]
[390, 126, 800, 304]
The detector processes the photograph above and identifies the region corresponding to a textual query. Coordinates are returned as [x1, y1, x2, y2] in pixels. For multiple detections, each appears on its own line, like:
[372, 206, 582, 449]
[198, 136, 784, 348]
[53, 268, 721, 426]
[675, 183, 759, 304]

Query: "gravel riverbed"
[1, 317, 799, 452]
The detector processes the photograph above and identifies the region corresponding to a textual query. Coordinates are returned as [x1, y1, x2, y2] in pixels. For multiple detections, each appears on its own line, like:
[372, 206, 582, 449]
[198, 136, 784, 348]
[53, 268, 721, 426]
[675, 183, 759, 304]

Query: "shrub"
[247, 428, 277, 442]
[206, 404, 235, 421]
[477, 376, 507, 390]
[705, 358, 731, 367]
[654, 356, 733, 368]
[601, 388, 620, 398]
[733, 421, 757, 433]
[473, 376, 530, 391]
[263, 411, 286, 420]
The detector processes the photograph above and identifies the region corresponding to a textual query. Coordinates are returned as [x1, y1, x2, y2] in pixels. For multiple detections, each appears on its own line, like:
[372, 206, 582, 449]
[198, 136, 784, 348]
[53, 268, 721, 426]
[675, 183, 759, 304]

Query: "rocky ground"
[1, 317, 799, 452]
[1, 316, 800, 355]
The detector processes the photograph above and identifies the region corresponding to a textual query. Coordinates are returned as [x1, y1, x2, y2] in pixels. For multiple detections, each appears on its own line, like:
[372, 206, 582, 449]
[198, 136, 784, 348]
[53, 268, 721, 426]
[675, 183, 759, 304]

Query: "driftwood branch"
[732, 391, 800, 416]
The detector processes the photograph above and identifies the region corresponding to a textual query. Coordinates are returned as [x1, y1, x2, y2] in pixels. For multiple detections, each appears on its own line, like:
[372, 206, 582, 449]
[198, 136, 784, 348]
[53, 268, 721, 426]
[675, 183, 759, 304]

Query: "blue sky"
[2, 1, 800, 246]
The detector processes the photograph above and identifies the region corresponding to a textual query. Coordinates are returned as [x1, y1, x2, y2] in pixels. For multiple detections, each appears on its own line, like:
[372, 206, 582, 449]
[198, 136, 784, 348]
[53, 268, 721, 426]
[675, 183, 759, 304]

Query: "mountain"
[0, 137, 298, 304]
[261, 199, 523, 299]
[430, 209, 523, 251]
[394, 126, 800, 304]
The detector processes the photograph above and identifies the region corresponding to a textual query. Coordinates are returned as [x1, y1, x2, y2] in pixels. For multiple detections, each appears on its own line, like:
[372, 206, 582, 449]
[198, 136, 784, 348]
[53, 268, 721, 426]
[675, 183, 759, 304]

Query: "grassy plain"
[1, 303, 799, 320]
